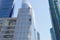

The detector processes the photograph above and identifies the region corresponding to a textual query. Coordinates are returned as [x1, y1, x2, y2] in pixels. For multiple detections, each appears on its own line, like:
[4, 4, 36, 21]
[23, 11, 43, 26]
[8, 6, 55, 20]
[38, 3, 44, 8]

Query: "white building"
[14, 0, 37, 40]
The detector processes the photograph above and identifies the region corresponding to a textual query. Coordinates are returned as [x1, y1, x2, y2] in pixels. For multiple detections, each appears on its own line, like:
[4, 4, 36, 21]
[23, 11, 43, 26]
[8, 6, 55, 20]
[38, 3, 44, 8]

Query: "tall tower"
[14, 0, 36, 40]
[49, 0, 60, 40]
[0, 0, 14, 18]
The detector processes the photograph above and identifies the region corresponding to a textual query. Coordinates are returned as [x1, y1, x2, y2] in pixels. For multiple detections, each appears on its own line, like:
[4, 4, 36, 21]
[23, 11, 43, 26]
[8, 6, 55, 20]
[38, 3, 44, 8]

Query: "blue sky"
[13, 0, 52, 40]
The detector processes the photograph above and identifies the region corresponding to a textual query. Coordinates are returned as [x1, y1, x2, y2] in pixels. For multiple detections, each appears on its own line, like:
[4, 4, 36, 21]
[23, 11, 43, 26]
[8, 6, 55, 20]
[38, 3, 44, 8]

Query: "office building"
[0, 0, 14, 18]
[50, 28, 55, 40]
[13, 0, 36, 40]
[37, 32, 40, 40]
[49, 0, 60, 40]
[0, 18, 16, 40]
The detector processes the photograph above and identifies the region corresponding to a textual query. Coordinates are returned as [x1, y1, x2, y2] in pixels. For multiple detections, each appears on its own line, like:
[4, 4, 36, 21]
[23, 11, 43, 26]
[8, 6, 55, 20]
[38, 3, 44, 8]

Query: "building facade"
[0, 18, 16, 40]
[13, 0, 36, 40]
[49, 0, 60, 40]
[0, 0, 14, 18]
[50, 28, 56, 40]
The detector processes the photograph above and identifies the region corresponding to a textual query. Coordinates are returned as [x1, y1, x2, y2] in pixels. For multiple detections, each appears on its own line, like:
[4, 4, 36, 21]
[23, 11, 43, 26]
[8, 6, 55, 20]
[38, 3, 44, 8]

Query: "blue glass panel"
[0, 0, 13, 9]
[49, 0, 60, 40]
[0, 0, 14, 18]
[50, 28, 55, 40]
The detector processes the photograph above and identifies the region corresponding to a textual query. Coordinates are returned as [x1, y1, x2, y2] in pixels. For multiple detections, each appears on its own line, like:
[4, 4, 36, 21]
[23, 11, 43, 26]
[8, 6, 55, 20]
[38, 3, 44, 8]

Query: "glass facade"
[0, 0, 14, 18]
[57, 1, 60, 20]
[49, 0, 60, 40]
[50, 28, 55, 40]
[58, 0, 60, 10]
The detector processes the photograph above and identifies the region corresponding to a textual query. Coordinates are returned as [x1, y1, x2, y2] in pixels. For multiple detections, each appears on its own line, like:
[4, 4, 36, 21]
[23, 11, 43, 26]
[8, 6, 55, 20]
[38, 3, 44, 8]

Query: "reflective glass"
[58, 0, 60, 9]
[0, 0, 14, 18]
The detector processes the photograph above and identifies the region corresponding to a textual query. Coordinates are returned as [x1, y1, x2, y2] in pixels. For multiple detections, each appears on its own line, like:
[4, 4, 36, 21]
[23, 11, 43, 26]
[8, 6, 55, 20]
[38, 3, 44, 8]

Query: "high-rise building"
[49, 0, 60, 40]
[13, 0, 36, 40]
[0, 0, 37, 40]
[37, 32, 40, 40]
[0, 0, 14, 18]
[34, 28, 38, 40]
[50, 28, 55, 40]
[0, 18, 16, 40]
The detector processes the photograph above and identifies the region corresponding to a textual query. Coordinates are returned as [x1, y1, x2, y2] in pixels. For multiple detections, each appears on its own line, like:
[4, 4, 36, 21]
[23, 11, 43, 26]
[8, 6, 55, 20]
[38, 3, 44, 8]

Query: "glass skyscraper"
[49, 0, 60, 40]
[0, 0, 14, 18]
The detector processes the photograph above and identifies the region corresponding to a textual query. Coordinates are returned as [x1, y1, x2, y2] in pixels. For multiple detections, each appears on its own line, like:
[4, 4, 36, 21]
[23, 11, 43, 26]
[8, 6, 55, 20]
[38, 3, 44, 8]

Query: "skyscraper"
[49, 0, 60, 40]
[37, 32, 40, 40]
[13, 0, 36, 40]
[0, 0, 14, 18]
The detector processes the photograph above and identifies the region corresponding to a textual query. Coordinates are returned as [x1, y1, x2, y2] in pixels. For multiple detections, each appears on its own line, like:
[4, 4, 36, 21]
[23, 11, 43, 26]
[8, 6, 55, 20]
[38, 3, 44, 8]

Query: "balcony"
[8, 19, 16, 26]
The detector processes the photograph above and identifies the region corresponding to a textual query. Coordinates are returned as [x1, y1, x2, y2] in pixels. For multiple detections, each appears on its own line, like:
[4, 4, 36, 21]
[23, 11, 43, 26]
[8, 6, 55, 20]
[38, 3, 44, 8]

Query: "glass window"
[58, 1, 60, 13]
[7, 26, 15, 29]
[4, 31, 14, 33]
[8, 20, 16, 25]
[0, 20, 3, 32]
[0, 20, 3, 25]
[0, 0, 14, 18]
[3, 35, 13, 38]
[29, 18, 31, 21]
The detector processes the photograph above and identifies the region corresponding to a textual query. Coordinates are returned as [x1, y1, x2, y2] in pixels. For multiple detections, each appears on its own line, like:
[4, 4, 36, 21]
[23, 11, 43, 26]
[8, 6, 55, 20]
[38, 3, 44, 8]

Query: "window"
[3, 35, 13, 38]
[5, 31, 14, 33]
[8, 20, 16, 25]
[7, 26, 15, 29]
[0, 20, 3, 25]
[29, 18, 31, 22]
[58, 27, 60, 32]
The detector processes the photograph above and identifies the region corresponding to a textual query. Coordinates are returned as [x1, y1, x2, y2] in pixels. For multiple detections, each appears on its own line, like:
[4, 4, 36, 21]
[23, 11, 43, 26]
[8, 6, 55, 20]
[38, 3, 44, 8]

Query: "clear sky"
[13, 0, 52, 40]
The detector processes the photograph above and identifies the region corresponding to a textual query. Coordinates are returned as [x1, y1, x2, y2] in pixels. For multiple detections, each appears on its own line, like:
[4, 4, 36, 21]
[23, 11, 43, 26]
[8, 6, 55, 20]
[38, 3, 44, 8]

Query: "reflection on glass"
[58, 0, 60, 13]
